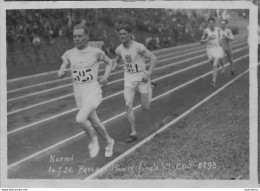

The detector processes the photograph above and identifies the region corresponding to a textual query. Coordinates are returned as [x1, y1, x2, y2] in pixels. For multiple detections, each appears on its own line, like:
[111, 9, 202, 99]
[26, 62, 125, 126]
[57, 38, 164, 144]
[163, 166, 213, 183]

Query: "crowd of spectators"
[7, 9, 237, 56]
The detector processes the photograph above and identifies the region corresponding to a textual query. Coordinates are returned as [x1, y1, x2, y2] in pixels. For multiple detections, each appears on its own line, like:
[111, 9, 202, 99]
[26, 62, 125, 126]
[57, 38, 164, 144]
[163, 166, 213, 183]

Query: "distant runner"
[201, 18, 225, 87]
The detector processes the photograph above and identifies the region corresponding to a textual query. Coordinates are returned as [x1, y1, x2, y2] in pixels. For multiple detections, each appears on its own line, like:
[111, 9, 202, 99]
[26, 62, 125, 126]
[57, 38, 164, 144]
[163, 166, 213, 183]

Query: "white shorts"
[207, 46, 224, 61]
[124, 71, 150, 94]
[73, 81, 102, 109]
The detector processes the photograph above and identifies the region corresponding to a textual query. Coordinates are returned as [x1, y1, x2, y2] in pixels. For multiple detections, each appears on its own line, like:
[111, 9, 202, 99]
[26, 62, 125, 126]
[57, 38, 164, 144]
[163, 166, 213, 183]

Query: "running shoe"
[151, 81, 157, 87]
[126, 134, 138, 143]
[210, 81, 216, 87]
[105, 139, 115, 157]
[88, 136, 100, 158]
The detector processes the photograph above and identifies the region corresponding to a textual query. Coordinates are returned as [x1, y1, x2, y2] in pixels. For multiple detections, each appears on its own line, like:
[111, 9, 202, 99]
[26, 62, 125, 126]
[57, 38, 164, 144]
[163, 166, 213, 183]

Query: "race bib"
[207, 37, 218, 49]
[72, 68, 94, 83]
[126, 63, 139, 73]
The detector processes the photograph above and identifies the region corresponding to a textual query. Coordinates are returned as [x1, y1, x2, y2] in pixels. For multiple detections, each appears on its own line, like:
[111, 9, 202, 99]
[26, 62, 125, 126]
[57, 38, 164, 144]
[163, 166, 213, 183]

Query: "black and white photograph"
[1, 0, 259, 188]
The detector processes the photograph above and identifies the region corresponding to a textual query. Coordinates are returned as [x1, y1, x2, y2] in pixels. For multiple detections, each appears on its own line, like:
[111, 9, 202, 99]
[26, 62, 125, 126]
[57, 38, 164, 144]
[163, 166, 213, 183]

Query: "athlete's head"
[73, 24, 89, 49]
[220, 19, 228, 30]
[208, 18, 216, 30]
[117, 23, 132, 44]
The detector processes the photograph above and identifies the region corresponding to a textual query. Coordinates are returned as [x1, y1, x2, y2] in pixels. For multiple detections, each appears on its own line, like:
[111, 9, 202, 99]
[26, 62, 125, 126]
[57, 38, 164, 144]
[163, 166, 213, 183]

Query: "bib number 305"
[126, 63, 139, 73]
[72, 68, 94, 83]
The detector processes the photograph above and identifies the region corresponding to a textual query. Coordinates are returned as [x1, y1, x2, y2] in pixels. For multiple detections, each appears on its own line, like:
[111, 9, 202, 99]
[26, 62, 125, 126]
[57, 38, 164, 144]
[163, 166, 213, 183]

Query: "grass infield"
[97, 73, 249, 180]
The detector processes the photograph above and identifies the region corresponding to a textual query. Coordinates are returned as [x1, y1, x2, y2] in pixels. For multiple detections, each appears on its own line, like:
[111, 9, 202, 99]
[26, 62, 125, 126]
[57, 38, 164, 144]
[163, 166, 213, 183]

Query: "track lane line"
[8, 54, 248, 169]
[7, 45, 248, 115]
[8, 49, 248, 137]
[7, 42, 202, 84]
[7, 41, 245, 94]
[86, 67, 249, 179]
[7, 49, 248, 134]
[7, 45, 210, 101]
[7, 43, 202, 93]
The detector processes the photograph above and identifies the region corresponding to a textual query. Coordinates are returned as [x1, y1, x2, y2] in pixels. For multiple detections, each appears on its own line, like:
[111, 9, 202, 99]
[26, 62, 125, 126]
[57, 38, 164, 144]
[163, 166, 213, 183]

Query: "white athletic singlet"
[204, 27, 222, 49]
[115, 41, 146, 74]
[62, 46, 104, 84]
[62, 46, 105, 108]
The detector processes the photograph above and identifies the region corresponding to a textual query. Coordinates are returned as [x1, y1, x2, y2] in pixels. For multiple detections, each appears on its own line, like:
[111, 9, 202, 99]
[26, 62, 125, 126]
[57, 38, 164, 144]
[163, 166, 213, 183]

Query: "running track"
[7, 39, 249, 179]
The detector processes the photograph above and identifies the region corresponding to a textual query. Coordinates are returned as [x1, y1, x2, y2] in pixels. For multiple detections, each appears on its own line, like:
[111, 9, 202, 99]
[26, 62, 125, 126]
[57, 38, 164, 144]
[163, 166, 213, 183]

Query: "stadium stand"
[6, 9, 240, 79]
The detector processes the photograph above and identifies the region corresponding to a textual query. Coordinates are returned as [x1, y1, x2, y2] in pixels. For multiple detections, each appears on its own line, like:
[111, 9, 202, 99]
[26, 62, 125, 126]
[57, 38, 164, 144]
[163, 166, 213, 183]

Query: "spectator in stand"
[6, 9, 208, 54]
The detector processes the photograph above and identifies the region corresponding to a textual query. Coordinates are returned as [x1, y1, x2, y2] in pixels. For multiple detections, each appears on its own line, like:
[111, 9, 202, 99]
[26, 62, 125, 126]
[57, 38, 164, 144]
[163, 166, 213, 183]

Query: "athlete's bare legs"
[76, 102, 100, 158]
[211, 57, 220, 87]
[124, 87, 138, 142]
[226, 50, 235, 75]
[88, 111, 114, 157]
[140, 82, 153, 111]
[76, 100, 114, 158]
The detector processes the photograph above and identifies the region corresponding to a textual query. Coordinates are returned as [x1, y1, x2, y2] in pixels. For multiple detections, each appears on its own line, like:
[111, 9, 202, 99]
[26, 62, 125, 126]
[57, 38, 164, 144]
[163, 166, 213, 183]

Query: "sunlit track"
[7, 47, 248, 134]
[7, 44, 247, 115]
[8, 53, 248, 169]
[7, 40, 245, 95]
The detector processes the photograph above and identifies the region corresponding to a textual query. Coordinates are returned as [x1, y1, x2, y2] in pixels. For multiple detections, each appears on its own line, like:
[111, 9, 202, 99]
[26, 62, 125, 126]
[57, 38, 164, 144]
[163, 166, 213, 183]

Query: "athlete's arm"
[200, 29, 208, 44]
[142, 48, 157, 81]
[112, 53, 122, 72]
[98, 54, 113, 85]
[58, 60, 69, 79]
[225, 29, 234, 41]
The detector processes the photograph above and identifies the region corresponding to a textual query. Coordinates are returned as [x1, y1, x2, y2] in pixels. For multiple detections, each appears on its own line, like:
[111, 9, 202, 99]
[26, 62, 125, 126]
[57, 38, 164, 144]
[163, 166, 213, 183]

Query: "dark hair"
[73, 24, 89, 34]
[220, 19, 228, 24]
[208, 17, 216, 23]
[116, 23, 132, 33]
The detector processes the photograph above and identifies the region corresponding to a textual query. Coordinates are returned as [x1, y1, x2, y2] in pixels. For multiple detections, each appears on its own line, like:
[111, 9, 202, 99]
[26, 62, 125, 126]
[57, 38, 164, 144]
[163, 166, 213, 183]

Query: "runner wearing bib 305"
[113, 23, 158, 143]
[201, 17, 225, 87]
[58, 24, 114, 159]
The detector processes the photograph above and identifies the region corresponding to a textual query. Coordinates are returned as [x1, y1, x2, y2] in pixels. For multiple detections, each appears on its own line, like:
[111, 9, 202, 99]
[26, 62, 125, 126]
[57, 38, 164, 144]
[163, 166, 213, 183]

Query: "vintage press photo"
[0, 1, 258, 188]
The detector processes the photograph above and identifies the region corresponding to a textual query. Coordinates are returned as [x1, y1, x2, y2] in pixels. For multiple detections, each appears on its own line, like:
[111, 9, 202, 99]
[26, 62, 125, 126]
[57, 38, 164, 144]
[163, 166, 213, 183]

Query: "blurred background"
[6, 8, 249, 79]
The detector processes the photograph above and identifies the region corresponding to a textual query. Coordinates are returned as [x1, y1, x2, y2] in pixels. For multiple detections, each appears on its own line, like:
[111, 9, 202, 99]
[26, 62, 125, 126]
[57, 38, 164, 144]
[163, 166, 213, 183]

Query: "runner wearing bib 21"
[58, 24, 114, 158]
[201, 17, 225, 87]
[112, 23, 158, 143]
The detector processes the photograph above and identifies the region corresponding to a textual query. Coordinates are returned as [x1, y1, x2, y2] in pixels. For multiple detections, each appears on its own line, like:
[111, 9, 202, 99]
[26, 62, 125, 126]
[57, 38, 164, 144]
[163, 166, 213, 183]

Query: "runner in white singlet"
[201, 17, 225, 87]
[58, 24, 114, 158]
[219, 19, 235, 76]
[112, 23, 158, 143]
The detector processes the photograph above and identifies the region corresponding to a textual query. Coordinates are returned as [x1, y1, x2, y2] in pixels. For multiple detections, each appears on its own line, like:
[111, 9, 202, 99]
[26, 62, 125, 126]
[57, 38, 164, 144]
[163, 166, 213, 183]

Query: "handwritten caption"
[110, 161, 217, 175]
[47, 154, 217, 177]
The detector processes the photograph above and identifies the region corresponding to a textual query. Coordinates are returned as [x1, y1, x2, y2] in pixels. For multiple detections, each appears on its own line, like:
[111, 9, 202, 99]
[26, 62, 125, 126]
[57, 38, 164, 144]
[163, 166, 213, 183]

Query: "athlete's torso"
[116, 41, 146, 74]
[205, 27, 221, 49]
[219, 28, 232, 43]
[62, 46, 104, 83]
